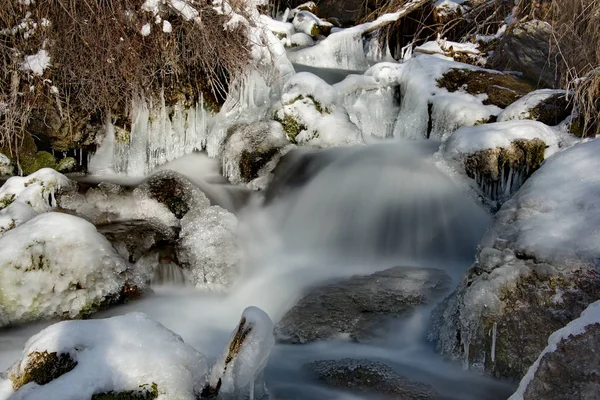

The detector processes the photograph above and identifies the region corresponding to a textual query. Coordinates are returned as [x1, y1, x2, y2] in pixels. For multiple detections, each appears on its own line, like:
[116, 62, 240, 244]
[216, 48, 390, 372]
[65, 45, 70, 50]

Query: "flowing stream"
[0, 64, 519, 398]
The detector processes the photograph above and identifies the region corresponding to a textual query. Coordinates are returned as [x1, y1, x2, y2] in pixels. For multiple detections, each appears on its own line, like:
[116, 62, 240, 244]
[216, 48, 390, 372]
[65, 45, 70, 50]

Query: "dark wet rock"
[97, 220, 178, 264]
[275, 267, 451, 343]
[520, 322, 600, 400]
[138, 171, 209, 219]
[306, 359, 437, 399]
[437, 68, 534, 109]
[263, 148, 338, 203]
[492, 19, 559, 88]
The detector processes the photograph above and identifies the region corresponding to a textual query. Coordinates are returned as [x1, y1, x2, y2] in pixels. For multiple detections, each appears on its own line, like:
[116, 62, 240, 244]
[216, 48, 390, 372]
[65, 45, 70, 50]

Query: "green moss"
[21, 151, 58, 175]
[57, 157, 77, 173]
[114, 127, 130, 144]
[92, 383, 159, 400]
[437, 69, 534, 108]
[0, 194, 16, 210]
[286, 95, 330, 114]
[274, 114, 307, 144]
[10, 351, 78, 390]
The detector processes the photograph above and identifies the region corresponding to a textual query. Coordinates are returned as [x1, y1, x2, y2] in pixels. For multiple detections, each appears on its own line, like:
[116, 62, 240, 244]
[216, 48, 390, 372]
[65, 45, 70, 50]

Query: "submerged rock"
[510, 301, 600, 400]
[275, 267, 451, 343]
[431, 139, 600, 380]
[306, 359, 437, 399]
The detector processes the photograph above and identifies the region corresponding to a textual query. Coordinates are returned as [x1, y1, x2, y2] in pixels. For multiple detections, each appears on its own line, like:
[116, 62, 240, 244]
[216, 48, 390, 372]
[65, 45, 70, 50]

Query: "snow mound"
[5, 312, 207, 400]
[0, 213, 127, 327]
[205, 306, 275, 399]
[509, 300, 600, 400]
[0, 153, 12, 176]
[176, 206, 240, 290]
[0, 169, 76, 234]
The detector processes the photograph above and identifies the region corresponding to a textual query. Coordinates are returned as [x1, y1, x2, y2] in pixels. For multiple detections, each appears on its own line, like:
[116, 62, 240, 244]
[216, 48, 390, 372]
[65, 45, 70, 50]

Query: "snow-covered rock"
[59, 181, 180, 228]
[292, 10, 332, 37]
[274, 72, 363, 147]
[176, 206, 240, 290]
[222, 121, 291, 186]
[0, 153, 12, 176]
[497, 89, 572, 126]
[415, 38, 484, 66]
[0, 213, 128, 327]
[509, 301, 600, 400]
[204, 307, 274, 399]
[390, 54, 533, 140]
[441, 120, 566, 206]
[0, 169, 76, 235]
[431, 138, 600, 379]
[4, 313, 207, 400]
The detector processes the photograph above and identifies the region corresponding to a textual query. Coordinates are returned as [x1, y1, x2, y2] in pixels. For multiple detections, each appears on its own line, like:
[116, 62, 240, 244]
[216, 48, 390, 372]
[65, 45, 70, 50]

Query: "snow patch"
[20, 50, 50, 75]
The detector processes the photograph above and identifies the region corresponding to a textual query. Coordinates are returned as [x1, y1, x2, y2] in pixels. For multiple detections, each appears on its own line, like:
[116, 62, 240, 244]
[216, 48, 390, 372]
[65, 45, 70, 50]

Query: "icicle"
[491, 322, 497, 363]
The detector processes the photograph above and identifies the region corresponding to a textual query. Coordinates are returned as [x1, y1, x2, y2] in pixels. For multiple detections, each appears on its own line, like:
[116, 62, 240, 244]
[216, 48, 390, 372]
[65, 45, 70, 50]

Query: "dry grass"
[0, 0, 251, 158]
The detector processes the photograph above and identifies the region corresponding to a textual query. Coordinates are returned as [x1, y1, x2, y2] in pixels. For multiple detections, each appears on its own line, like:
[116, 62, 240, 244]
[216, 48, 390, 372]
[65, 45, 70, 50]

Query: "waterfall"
[151, 263, 188, 287]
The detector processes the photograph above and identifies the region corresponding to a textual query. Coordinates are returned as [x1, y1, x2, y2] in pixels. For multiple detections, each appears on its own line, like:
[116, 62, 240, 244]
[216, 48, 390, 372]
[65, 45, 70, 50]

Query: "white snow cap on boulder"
[0, 212, 127, 327]
[5, 312, 208, 400]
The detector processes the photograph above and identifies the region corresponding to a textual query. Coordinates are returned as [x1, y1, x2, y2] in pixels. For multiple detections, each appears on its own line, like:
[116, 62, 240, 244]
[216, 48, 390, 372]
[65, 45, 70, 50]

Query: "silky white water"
[0, 141, 516, 399]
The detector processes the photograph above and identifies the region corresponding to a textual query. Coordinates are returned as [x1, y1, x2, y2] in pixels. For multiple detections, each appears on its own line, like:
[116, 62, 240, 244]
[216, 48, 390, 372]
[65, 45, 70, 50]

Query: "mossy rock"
[57, 157, 77, 173]
[92, 383, 159, 400]
[10, 351, 77, 390]
[475, 269, 600, 379]
[21, 151, 58, 175]
[0, 193, 16, 210]
[463, 138, 546, 204]
[438, 68, 534, 108]
[529, 93, 572, 126]
[273, 114, 307, 144]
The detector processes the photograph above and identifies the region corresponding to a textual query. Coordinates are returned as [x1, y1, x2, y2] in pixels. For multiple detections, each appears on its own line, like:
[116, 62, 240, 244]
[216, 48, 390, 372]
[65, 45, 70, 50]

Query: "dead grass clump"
[0, 0, 251, 160]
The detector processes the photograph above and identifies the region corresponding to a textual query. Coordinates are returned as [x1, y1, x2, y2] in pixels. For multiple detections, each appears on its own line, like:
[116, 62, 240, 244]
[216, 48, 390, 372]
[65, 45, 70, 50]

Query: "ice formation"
[335, 63, 401, 140]
[509, 300, 600, 400]
[20, 49, 51, 75]
[89, 95, 213, 176]
[0, 213, 127, 327]
[3, 313, 207, 400]
[390, 54, 501, 140]
[440, 120, 573, 204]
[204, 307, 275, 399]
[177, 206, 240, 290]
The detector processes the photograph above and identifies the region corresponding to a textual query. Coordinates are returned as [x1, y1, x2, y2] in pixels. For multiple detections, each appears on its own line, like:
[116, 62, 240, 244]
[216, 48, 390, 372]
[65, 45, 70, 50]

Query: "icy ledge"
[1, 307, 275, 400]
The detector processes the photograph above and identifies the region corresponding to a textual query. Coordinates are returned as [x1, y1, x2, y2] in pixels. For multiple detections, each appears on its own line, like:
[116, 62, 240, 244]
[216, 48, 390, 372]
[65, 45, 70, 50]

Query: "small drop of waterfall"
[151, 263, 188, 287]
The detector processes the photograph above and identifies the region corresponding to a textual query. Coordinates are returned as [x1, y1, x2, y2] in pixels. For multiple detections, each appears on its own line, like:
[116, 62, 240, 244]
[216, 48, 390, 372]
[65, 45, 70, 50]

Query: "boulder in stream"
[275, 267, 451, 343]
[431, 139, 600, 380]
